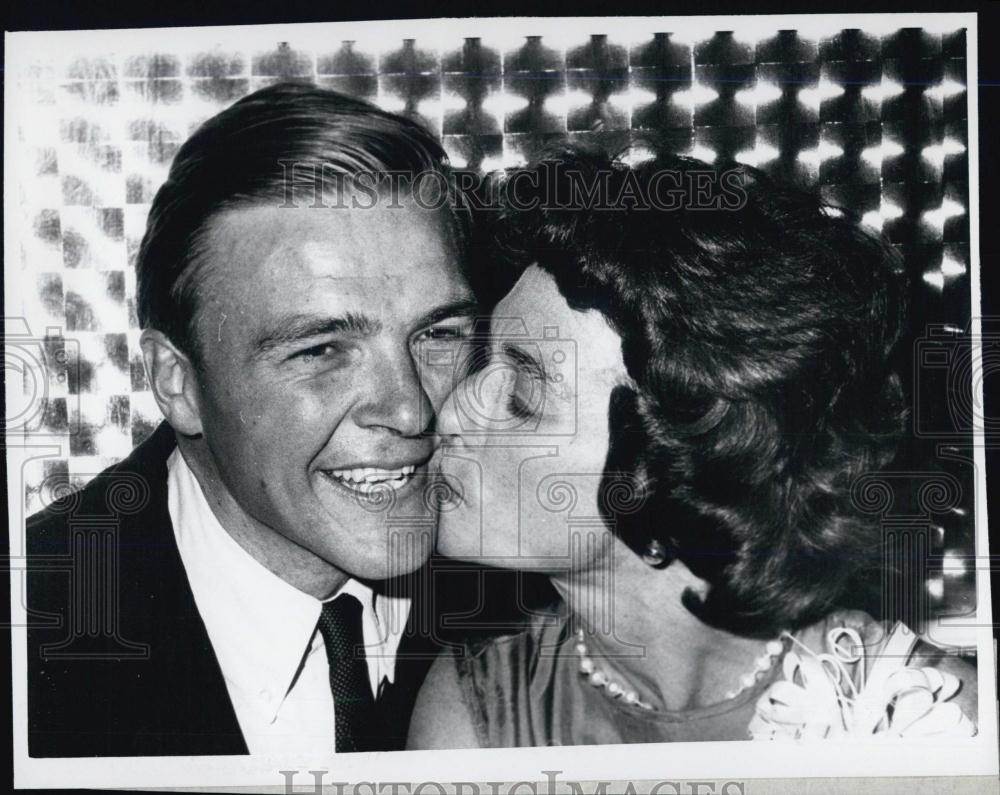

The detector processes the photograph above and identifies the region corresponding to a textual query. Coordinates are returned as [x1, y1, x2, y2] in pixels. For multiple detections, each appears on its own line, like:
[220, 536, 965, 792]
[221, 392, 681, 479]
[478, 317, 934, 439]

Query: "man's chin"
[337, 523, 436, 581]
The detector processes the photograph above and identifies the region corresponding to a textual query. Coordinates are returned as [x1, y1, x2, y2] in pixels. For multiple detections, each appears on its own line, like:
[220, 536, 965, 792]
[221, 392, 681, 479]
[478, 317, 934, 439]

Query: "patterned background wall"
[5, 18, 977, 638]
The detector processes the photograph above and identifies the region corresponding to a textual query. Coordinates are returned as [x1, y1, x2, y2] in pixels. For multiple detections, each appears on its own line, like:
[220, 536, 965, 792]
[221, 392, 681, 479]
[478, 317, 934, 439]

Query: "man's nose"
[353, 349, 434, 437]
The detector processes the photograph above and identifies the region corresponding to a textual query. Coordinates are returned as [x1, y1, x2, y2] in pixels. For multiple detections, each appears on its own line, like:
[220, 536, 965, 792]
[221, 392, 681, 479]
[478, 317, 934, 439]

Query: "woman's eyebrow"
[501, 342, 553, 383]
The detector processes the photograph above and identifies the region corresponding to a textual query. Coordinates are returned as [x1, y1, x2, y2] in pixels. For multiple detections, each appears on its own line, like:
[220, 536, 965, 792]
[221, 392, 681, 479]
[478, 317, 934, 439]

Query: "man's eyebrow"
[412, 299, 481, 331]
[252, 312, 381, 356]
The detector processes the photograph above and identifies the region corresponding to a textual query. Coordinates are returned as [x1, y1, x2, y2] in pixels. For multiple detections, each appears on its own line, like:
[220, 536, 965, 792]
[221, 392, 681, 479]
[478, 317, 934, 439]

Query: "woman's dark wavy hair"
[479, 144, 908, 637]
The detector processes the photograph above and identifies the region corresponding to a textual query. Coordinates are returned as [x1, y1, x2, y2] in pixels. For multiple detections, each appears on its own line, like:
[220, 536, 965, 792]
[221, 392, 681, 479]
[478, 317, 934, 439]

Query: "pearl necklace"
[573, 628, 788, 711]
[722, 637, 787, 701]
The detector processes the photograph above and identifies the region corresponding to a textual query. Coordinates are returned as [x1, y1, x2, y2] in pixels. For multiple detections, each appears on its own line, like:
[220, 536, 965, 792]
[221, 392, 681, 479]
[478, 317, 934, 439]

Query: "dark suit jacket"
[26, 422, 437, 757]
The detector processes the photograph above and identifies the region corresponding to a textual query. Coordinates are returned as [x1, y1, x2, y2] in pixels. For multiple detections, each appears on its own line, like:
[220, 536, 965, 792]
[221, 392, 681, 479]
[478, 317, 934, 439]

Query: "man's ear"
[140, 329, 204, 437]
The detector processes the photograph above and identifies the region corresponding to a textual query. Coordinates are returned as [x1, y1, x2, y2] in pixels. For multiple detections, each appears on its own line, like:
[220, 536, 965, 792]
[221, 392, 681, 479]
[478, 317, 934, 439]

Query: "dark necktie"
[316, 593, 376, 752]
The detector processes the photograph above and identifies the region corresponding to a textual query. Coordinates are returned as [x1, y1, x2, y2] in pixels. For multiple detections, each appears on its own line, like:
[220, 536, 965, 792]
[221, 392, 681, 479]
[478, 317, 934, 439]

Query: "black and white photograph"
[4, 8, 998, 793]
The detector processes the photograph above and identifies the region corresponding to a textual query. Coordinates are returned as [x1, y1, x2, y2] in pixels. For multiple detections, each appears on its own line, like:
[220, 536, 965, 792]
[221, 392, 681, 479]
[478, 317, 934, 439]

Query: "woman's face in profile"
[434, 265, 630, 573]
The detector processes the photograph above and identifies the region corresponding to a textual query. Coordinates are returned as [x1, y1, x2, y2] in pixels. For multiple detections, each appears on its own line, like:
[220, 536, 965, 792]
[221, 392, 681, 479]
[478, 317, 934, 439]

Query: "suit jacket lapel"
[126, 424, 249, 754]
[27, 422, 248, 756]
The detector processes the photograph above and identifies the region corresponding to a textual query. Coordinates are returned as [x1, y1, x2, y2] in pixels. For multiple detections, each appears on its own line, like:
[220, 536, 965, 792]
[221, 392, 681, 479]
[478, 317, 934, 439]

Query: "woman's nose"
[438, 362, 520, 438]
[436, 380, 465, 439]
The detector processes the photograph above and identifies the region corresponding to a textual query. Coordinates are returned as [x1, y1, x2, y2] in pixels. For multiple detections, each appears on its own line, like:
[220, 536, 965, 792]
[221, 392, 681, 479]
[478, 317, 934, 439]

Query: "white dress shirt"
[166, 448, 411, 757]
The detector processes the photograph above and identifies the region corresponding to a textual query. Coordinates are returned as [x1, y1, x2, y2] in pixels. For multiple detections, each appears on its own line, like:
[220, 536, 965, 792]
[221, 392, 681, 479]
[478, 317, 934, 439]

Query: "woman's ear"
[139, 329, 204, 437]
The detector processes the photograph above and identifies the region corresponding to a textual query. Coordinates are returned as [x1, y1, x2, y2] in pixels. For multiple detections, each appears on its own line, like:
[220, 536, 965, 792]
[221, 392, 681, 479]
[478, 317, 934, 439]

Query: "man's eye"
[293, 342, 344, 360]
[417, 325, 466, 341]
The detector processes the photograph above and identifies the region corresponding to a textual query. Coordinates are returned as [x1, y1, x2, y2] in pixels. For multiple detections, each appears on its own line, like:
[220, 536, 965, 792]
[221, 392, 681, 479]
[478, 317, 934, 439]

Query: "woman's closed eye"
[500, 347, 547, 420]
[507, 387, 539, 419]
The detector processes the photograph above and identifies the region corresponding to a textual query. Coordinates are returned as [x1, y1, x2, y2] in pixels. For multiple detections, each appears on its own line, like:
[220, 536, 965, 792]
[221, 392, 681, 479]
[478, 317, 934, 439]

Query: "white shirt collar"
[166, 448, 410, 724]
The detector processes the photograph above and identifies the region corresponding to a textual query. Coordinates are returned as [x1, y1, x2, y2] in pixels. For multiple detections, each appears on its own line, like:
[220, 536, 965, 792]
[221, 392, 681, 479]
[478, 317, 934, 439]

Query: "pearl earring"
[641, 538, 669, 568]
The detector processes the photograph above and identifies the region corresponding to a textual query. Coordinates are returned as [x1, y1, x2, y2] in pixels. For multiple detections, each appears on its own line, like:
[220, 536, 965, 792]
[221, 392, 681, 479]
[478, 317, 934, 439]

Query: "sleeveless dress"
[451, 602, 978, 747]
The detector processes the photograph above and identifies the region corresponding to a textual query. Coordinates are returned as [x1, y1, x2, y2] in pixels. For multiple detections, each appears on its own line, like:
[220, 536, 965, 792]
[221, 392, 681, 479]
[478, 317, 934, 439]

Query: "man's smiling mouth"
[321, 465, 418, 497]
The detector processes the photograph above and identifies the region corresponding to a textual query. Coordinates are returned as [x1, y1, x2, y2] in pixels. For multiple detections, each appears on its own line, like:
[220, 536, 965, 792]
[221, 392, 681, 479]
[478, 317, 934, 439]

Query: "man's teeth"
[326, 465, 416, 491]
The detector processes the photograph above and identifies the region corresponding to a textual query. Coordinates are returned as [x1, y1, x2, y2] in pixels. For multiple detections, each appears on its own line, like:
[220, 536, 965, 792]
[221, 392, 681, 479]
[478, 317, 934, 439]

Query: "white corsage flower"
[748, 622, 976, 740]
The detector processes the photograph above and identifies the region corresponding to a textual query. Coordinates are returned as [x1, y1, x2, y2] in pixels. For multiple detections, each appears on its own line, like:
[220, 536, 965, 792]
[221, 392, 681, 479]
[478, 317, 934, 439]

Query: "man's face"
[184, 198, 474, 591]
